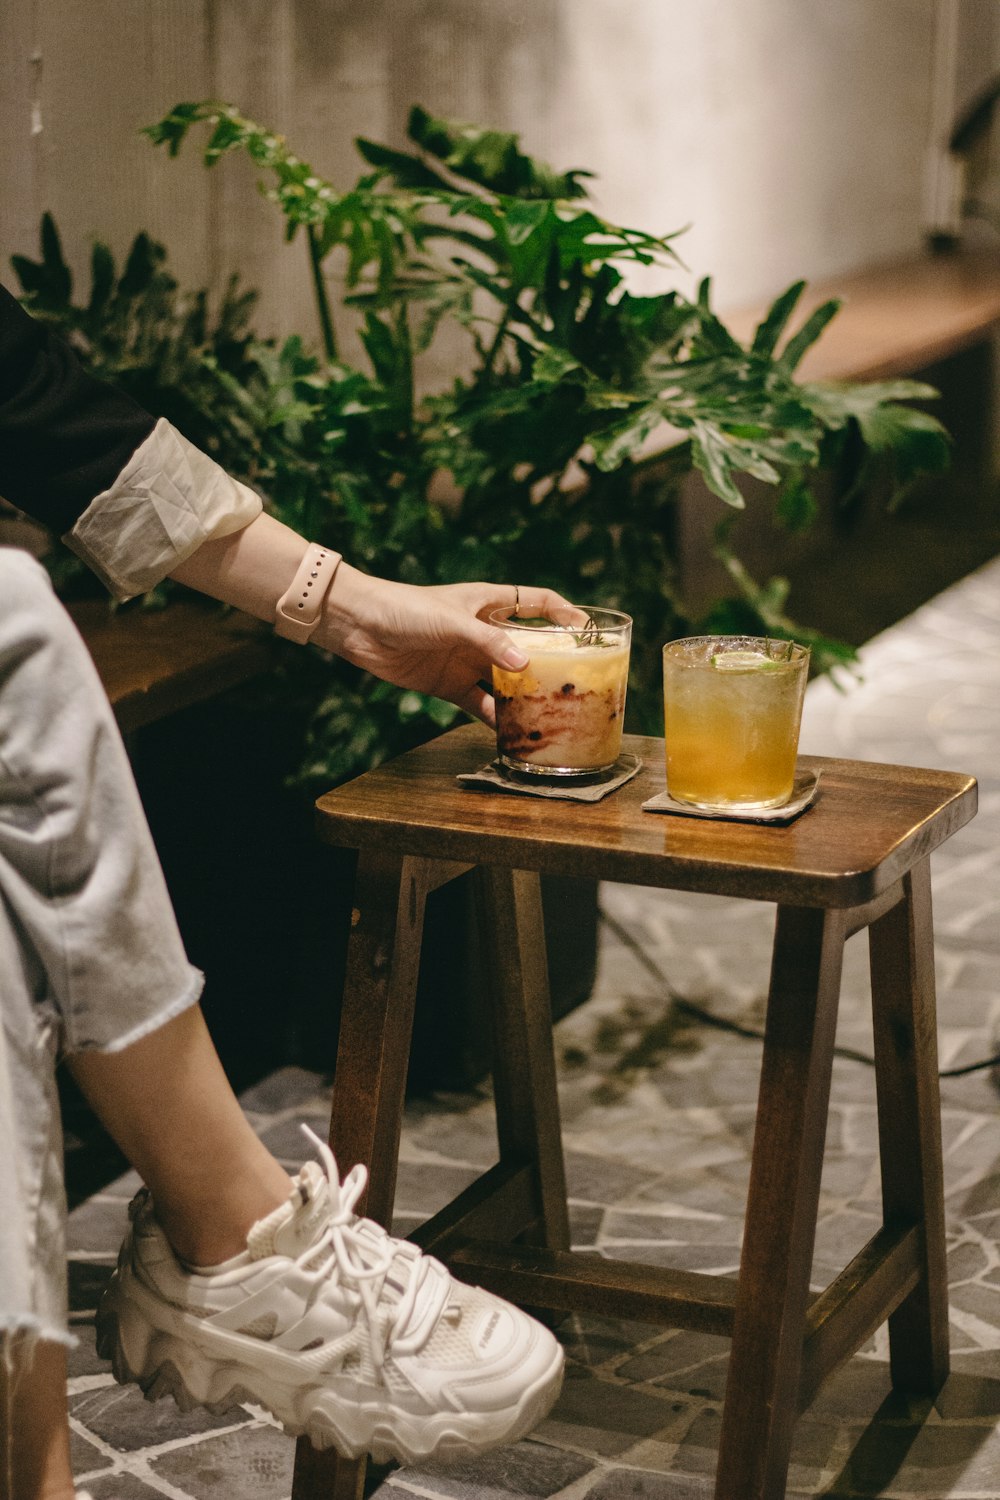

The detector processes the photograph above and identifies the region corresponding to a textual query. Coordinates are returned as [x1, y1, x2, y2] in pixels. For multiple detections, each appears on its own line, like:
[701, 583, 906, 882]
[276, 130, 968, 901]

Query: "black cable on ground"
[599, 910, 1000, 1081]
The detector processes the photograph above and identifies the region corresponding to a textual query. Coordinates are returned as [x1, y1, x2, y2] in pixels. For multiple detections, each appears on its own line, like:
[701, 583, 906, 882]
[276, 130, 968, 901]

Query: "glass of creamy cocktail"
[489, 607, 632, 776]
[662, 635, 809, 812]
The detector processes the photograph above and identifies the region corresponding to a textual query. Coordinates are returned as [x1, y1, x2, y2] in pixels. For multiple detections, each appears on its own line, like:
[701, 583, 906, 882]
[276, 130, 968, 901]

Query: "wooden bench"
[679, 248, 1000, 629]
[67, 597, 272, 734]
[725, 247, 1000, 382]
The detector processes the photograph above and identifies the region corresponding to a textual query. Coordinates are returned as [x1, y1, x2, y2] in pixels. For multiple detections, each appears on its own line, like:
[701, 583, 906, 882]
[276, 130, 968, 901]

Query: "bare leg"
[68, 1005, 293, 1267]
[0, 1340, 73, 1500]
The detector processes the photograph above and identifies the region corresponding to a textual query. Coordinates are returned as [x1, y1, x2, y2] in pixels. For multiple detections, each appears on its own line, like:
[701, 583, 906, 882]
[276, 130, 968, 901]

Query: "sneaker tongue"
[246, 1161, 453, 1346]
[247, 1161, 331, 1260]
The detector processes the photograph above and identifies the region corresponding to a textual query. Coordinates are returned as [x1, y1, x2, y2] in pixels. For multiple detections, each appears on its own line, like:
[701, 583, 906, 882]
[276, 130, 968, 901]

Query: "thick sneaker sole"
[96, 1262, 564, 1465]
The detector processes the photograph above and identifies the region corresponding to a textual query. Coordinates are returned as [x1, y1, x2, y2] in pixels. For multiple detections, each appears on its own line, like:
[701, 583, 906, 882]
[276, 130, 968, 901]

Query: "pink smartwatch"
[274, 544, 342, 644]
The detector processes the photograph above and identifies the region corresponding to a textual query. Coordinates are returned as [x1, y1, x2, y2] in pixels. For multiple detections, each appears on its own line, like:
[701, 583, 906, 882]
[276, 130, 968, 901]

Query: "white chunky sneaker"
[96, 1130, 564, 1464]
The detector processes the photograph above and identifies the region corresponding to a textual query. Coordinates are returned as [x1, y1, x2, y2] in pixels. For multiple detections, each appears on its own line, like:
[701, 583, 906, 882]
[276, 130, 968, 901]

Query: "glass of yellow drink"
[490, 606, 632, 776]
[662, 635, 809, 812]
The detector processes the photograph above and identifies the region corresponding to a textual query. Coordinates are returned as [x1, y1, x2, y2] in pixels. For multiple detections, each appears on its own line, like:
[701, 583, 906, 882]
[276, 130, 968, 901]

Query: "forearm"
[167, 511, 312, 617]
[167, 512, 552, 725]
[166, 510, 376, 655]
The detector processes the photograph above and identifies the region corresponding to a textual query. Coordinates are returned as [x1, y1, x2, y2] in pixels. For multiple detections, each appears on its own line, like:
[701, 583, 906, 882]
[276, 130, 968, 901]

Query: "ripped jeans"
[0, 548, 202, 1349]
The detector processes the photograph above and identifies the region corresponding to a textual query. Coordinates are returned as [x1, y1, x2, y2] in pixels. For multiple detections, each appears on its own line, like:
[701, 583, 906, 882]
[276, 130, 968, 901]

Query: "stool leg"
[292, 849, 433, 1500]
[473, 866, 571, 1253]
[291, 1440, 366, 1500]
[715, 905, 846, 1500]
[869, 859, 949, 1393]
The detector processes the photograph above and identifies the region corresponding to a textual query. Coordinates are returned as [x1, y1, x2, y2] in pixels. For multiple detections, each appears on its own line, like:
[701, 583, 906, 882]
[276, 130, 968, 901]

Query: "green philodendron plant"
[13, 103, 951, 788]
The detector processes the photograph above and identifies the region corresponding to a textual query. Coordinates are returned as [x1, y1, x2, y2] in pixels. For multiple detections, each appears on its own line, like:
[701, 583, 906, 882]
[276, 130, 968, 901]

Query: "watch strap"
[274, 544, 342, 643]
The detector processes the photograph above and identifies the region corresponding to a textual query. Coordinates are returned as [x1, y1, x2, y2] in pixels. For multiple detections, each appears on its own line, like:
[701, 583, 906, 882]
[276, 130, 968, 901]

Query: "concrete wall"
[5, 0, 998, 356]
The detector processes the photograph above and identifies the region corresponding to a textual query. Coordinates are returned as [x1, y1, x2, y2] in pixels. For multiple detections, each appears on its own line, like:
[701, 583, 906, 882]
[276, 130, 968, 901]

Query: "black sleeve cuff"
[0, 283, 156, 535]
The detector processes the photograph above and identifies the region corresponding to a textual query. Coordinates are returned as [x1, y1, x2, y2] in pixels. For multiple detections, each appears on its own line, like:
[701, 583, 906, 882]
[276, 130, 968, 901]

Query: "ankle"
[153, 1170, 293, 1268]
[155, 1205, 250, 1268]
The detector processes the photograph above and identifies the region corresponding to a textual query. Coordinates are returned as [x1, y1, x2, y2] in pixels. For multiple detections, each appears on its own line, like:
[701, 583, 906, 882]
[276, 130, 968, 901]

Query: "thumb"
[454, 608, 530, 672]
[479, 620, 529, 672]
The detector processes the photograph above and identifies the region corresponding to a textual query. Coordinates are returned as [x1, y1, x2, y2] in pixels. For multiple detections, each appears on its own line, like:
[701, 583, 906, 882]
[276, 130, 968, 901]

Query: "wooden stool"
[292, 723, 977, 1500]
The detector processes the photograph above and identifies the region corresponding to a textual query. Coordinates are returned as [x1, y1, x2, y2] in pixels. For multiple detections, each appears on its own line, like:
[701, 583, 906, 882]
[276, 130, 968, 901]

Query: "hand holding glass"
[490, 607, 632, 776]
[662, 636, 809, 812]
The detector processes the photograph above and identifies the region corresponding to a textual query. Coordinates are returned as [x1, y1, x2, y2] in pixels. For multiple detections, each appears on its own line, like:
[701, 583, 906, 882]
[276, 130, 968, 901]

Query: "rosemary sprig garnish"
[573, 610, 607, 647]
[512, 611, 613, 646]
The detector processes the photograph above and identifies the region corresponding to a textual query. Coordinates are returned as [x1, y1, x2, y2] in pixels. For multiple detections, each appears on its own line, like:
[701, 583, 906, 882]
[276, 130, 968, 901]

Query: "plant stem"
[307, 226, 338, 362]
[481, 299, 515, 381]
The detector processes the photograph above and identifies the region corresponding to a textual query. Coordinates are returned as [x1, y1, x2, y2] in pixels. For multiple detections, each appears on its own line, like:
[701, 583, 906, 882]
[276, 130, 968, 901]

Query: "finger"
[442, 606, 531, 672]
[453, 680, 497, 727]
[466, 583, 569, 621]
[514, 585, 575, 616]
[479, 620, 530, 670]
[472, 584, 586, 630]
[496, 593, 591, 631]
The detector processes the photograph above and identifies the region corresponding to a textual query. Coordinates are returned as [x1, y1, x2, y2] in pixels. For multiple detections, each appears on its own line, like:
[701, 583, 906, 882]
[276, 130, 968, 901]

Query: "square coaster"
[458, 753, 643, 803]
[642, 769, 820, 824]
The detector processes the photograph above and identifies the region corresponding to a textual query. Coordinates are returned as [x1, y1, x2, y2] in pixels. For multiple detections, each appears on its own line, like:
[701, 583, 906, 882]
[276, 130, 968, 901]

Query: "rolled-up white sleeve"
[63, 417, 263, 601]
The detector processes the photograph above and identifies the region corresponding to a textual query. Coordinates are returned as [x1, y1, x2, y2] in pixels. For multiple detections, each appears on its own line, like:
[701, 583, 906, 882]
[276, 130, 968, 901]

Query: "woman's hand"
[169, 513, 573, 726]
[315, 566, 573, 725]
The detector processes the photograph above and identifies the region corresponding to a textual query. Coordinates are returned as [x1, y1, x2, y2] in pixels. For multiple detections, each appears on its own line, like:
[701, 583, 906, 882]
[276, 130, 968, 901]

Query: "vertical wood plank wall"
[1, 0, 998, 351]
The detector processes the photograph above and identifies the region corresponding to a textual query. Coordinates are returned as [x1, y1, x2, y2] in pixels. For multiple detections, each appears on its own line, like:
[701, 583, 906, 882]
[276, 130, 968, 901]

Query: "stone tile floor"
[66, 558, 1000, 1499]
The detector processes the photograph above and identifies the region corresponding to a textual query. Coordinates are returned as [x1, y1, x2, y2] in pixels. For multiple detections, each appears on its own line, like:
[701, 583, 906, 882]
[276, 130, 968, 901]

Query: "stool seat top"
[314, 724, 977, 908]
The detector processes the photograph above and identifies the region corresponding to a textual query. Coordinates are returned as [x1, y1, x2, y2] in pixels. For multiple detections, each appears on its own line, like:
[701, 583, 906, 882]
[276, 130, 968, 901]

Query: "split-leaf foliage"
[12, 103, 950, 786]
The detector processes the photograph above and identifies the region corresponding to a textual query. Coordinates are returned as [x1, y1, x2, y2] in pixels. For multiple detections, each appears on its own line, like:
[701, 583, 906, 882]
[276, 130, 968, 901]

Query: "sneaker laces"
[291, 1126, 447, 1377]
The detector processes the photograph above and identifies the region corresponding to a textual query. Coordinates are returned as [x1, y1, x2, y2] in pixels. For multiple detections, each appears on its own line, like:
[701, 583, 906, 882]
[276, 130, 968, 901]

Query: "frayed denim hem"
[65, 968, 205, 1057]
[1, 1318, 77, 1353]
